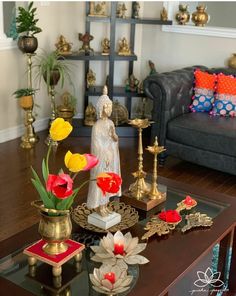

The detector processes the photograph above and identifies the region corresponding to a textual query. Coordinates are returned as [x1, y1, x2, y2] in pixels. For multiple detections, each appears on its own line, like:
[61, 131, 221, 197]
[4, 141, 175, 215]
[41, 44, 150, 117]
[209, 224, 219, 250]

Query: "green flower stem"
[46, 142, 52, 175]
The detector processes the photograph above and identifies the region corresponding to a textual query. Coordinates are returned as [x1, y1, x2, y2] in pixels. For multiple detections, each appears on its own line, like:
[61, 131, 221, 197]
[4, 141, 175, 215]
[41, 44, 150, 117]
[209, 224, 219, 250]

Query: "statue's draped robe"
[87, 118, 121, 209]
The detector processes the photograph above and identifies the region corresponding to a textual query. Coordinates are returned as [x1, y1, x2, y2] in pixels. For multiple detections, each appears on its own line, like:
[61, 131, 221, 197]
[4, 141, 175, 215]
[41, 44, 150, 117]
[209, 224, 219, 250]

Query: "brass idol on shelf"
[118, 37, 131, 56]
[57, 91, 75, 123]
[101, 37, 110, 55]
[110, 100, 129, 126]
[55, 35, 72, 55]
[89, 2, 107, 17]
[191, 5, 209, 27]
[84, 102, 97, 126]
[175, 4, 190, 25]
[87, 68, 96, 87]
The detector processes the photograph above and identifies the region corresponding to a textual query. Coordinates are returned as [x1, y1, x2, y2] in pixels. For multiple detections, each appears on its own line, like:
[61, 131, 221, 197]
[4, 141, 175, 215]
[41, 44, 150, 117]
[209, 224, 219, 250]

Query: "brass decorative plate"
[72, 201, 139, 233]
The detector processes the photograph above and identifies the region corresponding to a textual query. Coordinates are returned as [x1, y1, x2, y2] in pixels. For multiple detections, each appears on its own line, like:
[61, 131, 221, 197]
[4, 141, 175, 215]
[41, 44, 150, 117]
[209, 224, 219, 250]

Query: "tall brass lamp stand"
[21, 53, 38, 149]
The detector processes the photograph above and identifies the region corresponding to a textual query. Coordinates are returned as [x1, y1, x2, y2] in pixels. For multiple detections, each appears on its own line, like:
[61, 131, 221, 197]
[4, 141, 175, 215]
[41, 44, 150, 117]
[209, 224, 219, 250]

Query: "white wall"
[1, 1, 236, 142]
[140, 1, 236, 78]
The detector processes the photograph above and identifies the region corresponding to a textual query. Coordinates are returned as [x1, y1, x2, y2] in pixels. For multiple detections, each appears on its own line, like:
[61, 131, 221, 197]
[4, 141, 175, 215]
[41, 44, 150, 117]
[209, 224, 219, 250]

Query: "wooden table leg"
[228, 225, 236, 292]
[218, 231, 232, 283]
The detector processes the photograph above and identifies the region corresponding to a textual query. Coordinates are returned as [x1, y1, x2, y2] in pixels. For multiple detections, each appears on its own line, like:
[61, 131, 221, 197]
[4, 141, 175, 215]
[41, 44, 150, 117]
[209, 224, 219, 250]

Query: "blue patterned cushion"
[190, 88, 215, 112]
[211, 99, 236, 116]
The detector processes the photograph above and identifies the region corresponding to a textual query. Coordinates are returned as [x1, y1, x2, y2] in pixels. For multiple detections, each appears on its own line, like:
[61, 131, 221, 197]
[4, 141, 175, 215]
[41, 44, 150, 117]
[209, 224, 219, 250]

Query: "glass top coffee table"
[0, 177, 236, 296]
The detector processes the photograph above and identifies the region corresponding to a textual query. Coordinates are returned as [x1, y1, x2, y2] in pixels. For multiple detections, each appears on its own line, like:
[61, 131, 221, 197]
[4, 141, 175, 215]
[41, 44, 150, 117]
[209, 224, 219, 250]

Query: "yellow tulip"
[50, 118, 73, 141]
[64, 151, 87, 173]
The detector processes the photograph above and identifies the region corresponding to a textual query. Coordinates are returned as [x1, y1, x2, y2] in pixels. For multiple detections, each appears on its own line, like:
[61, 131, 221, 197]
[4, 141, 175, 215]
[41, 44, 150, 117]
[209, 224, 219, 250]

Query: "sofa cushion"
[190, 69, 217, 113]
[212, 73, 236, 116]
[167, 112, 236, 157]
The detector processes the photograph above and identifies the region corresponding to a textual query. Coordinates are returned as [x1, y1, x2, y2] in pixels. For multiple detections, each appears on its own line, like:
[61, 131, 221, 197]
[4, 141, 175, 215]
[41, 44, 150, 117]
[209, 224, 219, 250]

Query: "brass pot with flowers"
[31, 117, 122, 255]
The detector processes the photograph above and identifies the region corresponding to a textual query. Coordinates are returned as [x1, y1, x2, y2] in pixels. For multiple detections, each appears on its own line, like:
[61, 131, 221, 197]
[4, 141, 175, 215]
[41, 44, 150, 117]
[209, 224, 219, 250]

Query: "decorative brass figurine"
[128, 119, 152, 200]
[125, 74, 139, 92]
[175, 4, 190, 25]
[181, 212, 213, 233]
[55, 35, 72, 55]
[89, 1, 107, 17]
[149, 60, 157, 75]
[160, 7, 168, 21]
[118, 37, 131, 56]
[101, 37, 110, 55]
[110, 100, 129, 126]
[146, 137, 166, 200]
[192, 5, 209, 27]
[78, 32, 94, 55]
[228, 53, 236, 69]
[84, 102, 97, 126]
[142, 217, 179, 240]
[132, 1, 140, 19]
[87, 68, 96, 88]
[116, 3, 127, 18]
[57, 91, 75, 123]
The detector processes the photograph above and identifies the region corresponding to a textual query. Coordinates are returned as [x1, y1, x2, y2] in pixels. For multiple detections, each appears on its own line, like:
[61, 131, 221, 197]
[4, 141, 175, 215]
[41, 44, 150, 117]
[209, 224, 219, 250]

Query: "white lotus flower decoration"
[90, 264, 133, 295]
[90, 231, 149, 269]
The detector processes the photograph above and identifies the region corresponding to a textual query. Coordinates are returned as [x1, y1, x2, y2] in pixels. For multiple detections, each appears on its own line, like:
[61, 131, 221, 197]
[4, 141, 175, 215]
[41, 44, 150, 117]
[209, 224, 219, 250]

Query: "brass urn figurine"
[192, 5, 209, 27]
[228, 53, 236, 69]
[175, 4, 190, 25]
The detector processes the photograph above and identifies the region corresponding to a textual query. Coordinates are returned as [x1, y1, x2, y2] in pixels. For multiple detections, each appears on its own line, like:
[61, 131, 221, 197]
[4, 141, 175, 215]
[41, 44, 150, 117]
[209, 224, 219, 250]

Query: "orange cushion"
[195, 69, 217, 90]
[217, 73, 236, 95]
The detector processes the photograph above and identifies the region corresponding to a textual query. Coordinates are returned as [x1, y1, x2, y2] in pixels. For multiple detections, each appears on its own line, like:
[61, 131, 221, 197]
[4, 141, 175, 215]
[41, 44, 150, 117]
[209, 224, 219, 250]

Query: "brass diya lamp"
[128, 118, 153, 200]
[146, 136, 166, 200]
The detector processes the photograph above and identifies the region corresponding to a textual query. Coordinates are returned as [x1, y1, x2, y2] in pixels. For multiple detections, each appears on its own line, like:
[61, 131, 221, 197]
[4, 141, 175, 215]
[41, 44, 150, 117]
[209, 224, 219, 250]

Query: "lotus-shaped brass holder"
[90, 231, 149, 269]
[127, 119, 153, 200]
[146, 137, 166, 200]
[90, 264, 133, 295]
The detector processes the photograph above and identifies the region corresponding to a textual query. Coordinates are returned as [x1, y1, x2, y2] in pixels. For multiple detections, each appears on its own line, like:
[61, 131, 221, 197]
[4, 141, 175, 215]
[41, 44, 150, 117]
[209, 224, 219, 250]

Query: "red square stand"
[23, 239, 85, 276]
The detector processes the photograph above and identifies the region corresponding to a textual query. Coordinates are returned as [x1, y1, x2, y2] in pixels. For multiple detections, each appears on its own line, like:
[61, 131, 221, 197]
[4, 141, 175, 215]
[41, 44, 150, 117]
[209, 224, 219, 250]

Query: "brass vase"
[32, 201, 72, 255]
[192, 5, 209, 27]
[175, 4, 190, 25]
[228, 53, 236, 69]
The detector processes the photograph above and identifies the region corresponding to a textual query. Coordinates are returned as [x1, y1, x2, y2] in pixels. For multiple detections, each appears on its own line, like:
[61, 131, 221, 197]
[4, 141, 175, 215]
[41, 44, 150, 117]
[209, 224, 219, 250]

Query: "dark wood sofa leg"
[158, 154, 166, 167]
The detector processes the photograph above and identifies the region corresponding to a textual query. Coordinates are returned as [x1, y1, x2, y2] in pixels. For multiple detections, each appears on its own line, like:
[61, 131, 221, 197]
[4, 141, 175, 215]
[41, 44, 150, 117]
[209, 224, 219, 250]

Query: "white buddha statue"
[87, 86, 121, 217]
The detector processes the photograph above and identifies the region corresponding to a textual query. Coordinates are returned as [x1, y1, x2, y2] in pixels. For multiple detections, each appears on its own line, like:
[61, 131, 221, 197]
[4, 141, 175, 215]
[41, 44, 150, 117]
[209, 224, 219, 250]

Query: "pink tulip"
[82, 154, 99, 171]
[46, 173, 73, 199]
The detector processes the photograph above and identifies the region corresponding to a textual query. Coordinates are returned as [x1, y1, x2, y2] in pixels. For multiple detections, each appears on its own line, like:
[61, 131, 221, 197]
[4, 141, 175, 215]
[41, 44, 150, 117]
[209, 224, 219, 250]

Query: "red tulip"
[83, 154, 99, 171]
[46, 173, 73, 199]
[96, 172, 122, 196]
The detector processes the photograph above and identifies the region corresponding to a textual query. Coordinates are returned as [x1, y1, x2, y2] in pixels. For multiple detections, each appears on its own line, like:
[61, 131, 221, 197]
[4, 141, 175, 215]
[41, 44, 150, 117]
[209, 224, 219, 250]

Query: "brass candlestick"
[45, 85, 58, 147]
[21, 53, 38, 149]
[128, 119, 152, 200]
[146, 137, 166, 200]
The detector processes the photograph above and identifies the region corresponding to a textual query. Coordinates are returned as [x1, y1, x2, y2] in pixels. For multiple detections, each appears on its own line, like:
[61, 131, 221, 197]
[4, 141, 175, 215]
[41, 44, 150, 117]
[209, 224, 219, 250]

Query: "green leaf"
[31, 178, 54, 209]
[42, 158, 48, 183]
[56, 188, 79, 211]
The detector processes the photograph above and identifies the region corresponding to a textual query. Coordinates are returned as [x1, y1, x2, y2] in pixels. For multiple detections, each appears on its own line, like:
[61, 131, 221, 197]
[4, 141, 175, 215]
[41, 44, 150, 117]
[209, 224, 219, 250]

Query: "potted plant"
[35, 51, 74, 94]
[13, 88, 37, 110]
[16, 1, 42, 53]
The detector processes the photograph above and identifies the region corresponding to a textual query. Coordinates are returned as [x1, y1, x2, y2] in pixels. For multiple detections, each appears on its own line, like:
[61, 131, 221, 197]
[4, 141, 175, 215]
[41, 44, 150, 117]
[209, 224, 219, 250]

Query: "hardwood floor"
[1, 130, 236, 242]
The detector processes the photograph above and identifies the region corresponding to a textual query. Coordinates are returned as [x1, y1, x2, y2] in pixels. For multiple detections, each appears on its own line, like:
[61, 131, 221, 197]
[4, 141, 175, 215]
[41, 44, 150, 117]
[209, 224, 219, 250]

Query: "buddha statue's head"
[96, 85, 112, 119]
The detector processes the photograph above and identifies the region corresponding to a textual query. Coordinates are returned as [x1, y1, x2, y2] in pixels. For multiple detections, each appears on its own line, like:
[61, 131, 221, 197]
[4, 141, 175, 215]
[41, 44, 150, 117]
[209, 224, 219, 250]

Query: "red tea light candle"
[184, 195, 196, 206]
[104, 272, 116, 284]
[114, 243, 124, 255]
